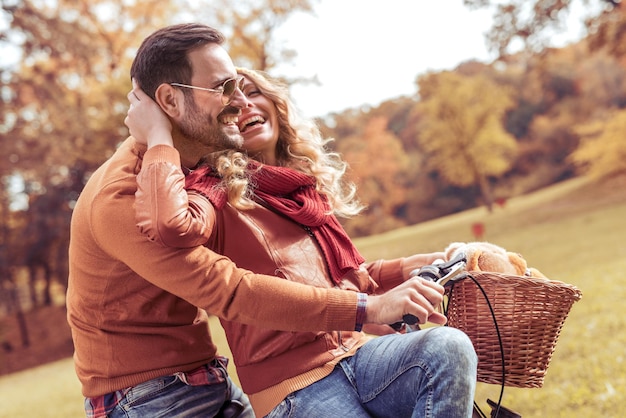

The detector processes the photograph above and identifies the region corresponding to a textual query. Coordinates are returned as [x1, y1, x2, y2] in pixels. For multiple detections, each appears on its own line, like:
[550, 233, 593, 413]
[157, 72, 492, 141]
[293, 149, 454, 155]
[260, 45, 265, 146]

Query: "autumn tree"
[567, 47, 626, 179]
[1, 0, 176, 171]
[571, 109, 626, 178]
[463, 0, 621, 57]
[0, 0, 187, 324]
[414, 71, 517, 211]
[189, 0, 317, 80]
[337, 116, 410, 237]
[0, 0, 184, 312]
[494, 42, 626, 190]
[576, 48, 626, 109]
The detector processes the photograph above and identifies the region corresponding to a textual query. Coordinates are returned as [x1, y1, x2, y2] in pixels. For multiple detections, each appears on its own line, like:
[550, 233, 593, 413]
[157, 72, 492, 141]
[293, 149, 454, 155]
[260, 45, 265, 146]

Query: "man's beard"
[179, 96, 243, 151]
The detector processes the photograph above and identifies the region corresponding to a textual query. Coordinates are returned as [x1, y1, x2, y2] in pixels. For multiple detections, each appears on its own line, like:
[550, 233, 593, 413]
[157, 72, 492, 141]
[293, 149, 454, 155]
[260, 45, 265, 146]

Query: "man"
[67, 23, 472, 417]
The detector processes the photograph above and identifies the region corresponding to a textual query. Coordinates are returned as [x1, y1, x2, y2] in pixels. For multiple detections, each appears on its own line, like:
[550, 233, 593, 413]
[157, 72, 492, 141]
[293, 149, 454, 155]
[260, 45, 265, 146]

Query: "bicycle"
[398, 252, 581, 418]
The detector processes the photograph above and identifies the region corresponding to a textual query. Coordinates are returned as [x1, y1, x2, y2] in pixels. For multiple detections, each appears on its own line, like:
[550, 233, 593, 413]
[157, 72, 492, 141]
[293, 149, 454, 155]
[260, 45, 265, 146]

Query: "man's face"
[178, 92, 242, 151]
[176, 44, 246, 151]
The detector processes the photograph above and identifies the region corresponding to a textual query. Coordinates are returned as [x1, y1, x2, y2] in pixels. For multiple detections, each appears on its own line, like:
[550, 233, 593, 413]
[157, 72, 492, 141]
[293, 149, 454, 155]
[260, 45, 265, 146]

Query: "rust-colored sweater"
[66, 137, 359, 397]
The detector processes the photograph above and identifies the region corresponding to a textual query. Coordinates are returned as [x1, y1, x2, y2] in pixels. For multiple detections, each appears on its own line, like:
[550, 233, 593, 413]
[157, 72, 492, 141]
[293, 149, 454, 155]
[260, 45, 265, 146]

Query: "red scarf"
[185, 161, 364, 284]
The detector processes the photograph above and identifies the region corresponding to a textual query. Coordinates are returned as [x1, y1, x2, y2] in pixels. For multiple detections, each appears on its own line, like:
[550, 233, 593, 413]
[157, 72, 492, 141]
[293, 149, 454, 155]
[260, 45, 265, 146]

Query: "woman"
[129, 68, 477, 418]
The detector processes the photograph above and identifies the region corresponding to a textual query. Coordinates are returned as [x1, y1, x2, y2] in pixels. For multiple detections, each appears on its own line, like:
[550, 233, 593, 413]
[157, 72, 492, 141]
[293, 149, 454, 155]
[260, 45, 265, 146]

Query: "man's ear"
[154, 83, 184, 118]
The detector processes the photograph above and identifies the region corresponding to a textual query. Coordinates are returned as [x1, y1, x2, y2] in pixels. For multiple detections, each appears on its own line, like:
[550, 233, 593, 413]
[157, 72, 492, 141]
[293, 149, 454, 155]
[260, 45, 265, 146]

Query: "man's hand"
[125, 79, 173, 148]
[365, 277, 447, 326]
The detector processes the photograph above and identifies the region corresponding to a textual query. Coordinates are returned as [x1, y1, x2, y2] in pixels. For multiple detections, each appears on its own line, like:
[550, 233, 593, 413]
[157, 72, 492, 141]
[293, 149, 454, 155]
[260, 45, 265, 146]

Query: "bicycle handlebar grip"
[410, 265, 440, 281]
[402, 313, 419, 325]
[402, 265, 443, 325]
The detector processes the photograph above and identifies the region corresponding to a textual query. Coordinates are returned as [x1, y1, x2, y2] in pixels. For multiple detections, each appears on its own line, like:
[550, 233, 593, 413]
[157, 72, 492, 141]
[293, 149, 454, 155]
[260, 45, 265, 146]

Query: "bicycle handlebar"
[401, 252, 468, 325]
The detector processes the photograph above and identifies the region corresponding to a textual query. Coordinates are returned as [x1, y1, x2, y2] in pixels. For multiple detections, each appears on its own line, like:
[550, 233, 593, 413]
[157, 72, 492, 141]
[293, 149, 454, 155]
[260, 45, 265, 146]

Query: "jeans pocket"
[110, 375, 232, 418]
[122, 374, 180, 409]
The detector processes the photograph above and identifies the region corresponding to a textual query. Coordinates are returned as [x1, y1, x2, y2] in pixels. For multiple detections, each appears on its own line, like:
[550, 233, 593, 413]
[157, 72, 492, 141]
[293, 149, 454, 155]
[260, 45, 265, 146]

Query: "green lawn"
[1, 175, 624, 418]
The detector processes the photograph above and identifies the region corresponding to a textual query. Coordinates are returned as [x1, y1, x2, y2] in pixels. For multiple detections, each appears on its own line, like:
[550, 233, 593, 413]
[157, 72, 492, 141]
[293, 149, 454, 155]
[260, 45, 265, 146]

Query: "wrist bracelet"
[355, 292, 367, 332]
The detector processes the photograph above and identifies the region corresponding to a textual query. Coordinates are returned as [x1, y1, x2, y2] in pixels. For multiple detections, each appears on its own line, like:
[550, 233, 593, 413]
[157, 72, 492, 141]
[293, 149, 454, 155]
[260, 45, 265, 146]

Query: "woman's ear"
[154, 83, 183, 118]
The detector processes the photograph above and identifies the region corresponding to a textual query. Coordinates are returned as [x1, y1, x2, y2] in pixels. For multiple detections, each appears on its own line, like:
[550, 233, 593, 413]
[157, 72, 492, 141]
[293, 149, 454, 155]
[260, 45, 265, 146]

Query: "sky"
[0, 0, 589, 119]
[272, 0, 588, 118]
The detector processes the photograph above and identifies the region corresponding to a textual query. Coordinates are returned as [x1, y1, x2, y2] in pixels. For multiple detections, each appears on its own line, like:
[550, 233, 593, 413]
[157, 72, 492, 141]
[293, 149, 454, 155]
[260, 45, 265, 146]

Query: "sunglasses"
[170, 76, 245, 106]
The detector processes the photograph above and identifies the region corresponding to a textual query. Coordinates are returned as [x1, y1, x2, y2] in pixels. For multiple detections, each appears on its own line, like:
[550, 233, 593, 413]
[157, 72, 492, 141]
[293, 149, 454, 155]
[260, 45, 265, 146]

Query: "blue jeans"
[105, 372, 253, 418]
[265, 327, 477, 418]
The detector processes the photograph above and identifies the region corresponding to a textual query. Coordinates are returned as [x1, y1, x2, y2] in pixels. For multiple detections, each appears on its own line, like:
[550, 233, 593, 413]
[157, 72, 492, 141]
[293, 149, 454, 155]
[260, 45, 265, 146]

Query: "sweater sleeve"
[136, 145, 214, 248]
[84, 140, 359, 333]
[92, 189, 359, 333]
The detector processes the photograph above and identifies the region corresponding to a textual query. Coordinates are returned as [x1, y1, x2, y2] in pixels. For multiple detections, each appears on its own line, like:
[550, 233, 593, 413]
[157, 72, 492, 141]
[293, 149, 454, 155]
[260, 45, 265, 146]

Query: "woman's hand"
[125, 79, 173, 148]
[366, 276, 447, 326]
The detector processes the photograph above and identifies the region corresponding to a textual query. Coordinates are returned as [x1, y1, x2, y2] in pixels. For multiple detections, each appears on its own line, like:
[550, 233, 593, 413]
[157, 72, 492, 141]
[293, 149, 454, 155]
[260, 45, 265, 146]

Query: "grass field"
[1, 175, 624, 417]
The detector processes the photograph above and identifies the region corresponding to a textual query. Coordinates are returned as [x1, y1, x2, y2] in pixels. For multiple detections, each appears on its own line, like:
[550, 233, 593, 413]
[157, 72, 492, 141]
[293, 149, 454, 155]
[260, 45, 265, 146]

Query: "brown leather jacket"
[136, 144, 441, 413]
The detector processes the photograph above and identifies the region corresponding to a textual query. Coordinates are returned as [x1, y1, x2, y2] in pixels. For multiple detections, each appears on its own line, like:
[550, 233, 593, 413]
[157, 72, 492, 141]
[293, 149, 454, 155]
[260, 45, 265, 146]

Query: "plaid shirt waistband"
[85, 356, 229, 418]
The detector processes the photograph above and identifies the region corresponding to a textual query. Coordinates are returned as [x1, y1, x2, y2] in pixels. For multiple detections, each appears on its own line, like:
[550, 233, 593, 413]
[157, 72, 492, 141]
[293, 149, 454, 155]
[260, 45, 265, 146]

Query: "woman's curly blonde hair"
[205, 67, 364, 218]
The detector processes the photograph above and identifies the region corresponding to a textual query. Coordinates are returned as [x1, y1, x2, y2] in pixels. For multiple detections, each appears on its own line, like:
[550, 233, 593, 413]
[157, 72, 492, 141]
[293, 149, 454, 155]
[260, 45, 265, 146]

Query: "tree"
[587, 3, 626, 61]
[0, 0, 183, 344]
[463, 0, 622, 58]
[577, 49, 626, 109]
[415, 71, 517, 211]
[0, 1, 182, 313]
[338, 116, 410, 237]
[571, 109, 626, 178]
[2, 0, 178, 165]
[189, 0, 317, 81]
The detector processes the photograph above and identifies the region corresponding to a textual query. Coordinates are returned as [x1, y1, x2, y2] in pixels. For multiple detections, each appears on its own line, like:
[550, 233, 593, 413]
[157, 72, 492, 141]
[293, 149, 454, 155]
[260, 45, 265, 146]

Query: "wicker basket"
[445, 271, 582, 388]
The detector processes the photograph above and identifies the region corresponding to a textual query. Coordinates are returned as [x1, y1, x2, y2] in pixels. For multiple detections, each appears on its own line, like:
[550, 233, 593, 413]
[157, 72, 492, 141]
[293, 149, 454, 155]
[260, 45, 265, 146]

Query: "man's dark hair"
[130, 23, 225, 100]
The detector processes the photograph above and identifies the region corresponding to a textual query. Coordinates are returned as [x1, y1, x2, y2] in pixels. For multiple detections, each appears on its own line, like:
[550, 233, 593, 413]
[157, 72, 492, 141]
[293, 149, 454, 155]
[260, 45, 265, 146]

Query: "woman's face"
[237, 75, 280, 165]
